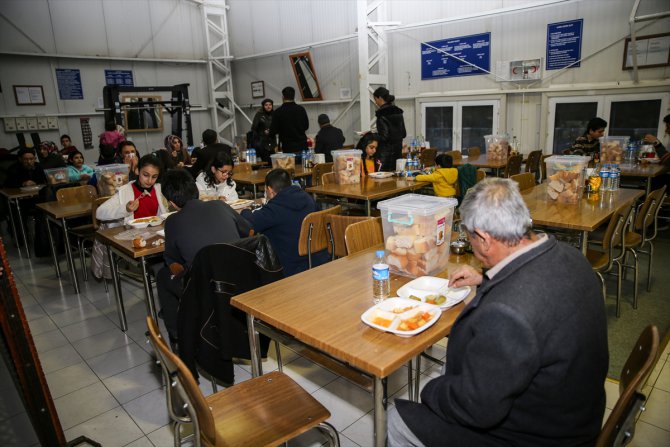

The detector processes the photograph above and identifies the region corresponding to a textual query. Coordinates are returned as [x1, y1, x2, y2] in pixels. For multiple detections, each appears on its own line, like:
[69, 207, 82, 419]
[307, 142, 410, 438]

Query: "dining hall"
[0, 0, 669, 446]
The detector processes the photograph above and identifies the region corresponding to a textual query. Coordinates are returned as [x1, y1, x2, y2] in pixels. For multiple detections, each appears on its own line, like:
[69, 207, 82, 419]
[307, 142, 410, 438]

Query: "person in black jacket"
[250, 98, 274, 163]
[37, 141, 66, 169]
[156, 168, 251, 342]
[269, 87, 309, 152]
[189, 129, 232, 177]
[374, 87, 406, 171]
[5, 148, 47, 188]
[314, 114, 345, 162]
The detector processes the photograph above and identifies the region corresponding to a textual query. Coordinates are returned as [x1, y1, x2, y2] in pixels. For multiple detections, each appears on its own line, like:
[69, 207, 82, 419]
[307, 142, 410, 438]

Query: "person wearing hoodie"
[374, 87, 407, 171]
[413, 154, 458, 197]
[240, 168, 327, 276]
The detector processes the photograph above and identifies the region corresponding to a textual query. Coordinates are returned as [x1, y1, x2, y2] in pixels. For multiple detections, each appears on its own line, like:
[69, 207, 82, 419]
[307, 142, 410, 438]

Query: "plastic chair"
[298, 205, 341, 268]
[324, 214, 372, 259]
[503, 154, 523, 178]
[344, 217, 384, 255]
[147, 317, 339, 447]
[510, 172, 536, 191]
[312, 162, 333, 186]
[596, 325, 659, 447]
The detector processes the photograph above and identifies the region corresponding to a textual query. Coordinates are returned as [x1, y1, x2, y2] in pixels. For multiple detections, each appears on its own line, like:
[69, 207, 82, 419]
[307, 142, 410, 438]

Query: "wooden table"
[453, 155, 507, 175]
[35, 201, 92, 294]
[96, 225, 165, 331]
[0, 187, 42, 258]
[234, 165, 313, 197]
[619, 162, 668, 195]
[305, 176, 429, 215]
[231, 247, 480, 447]
[521, 184, 644, 254]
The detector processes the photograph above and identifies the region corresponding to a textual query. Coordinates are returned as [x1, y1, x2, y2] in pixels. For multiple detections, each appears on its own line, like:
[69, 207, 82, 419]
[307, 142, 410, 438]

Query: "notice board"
[421, 32, 491, 80]
[105, 69, 134, 86]
[55, 68, 83, 100]
[546, 19, 583, 70]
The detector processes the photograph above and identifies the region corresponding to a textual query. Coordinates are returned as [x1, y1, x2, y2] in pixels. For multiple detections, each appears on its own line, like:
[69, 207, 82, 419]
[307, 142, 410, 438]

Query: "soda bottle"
[372, 250, 390, 304]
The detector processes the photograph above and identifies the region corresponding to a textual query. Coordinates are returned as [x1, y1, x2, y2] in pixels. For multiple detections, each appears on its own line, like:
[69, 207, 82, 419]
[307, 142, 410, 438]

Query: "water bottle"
[250, 148, 256, 164]
[611, 165, 620, 191]
[372, 250, 390, 304]
[600, 165, 610, 191]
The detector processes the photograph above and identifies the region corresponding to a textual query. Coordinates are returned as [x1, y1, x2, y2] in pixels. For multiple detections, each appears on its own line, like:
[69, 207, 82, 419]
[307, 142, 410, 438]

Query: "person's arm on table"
[449, 265, 483, 288]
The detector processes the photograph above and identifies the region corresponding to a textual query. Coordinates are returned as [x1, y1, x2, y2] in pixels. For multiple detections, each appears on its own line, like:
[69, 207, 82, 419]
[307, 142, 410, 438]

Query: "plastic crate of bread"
[94, 164, 130, 196]
[331, 149, 362, 184]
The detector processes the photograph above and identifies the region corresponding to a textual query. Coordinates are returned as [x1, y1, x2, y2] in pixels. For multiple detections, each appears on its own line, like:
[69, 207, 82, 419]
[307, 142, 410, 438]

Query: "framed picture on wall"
[622, 32, 670, 70]
[289, 52, 323, 101]
[251, 81, 265, 98]
[13, 85, 45, 105]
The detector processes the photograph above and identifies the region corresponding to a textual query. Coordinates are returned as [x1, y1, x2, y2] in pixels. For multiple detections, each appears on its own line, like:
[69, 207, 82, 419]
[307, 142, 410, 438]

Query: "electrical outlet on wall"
[47, 116, 59, 129]
[4, 118, 17, 132]
[15, 118, 27, 131]
[37, 116, 49, 129]
[26, 117, 38, 130]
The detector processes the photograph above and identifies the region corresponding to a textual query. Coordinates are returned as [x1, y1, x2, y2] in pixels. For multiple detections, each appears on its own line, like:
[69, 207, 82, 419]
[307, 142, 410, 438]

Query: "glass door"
[421, 100, 499, 152]
[547, 97, 601, 154]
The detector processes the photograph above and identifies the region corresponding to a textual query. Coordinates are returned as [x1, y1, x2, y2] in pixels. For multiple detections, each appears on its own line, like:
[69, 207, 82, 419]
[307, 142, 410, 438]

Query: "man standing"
[269, 87, 309, 152]
[189, 129, 232, 177]
[314, 114, 345, 162]
[389, 178, 608, 447]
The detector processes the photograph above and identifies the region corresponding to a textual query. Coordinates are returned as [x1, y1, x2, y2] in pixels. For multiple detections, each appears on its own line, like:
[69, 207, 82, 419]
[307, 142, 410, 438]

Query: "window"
[421, 100, 499, 152]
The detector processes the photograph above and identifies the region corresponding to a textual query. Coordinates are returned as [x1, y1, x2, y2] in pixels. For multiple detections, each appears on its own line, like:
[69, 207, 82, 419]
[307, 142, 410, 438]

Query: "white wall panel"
[0, 0, 57, 53]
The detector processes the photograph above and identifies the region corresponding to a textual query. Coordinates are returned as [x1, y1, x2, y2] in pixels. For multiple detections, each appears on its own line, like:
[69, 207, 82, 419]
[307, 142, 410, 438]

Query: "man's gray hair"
[460, 178, 532, 245]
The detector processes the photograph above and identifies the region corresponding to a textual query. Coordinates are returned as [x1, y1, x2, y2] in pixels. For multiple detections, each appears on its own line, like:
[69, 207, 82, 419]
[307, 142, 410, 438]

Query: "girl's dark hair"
[139, 153, 163, 172]
[357, 133, 381, 175]
[105, 121, 117, 132]
[67, 150, 83, 165]
[435, 153, 453, 169]
[204, 151, 235, 187]
[373, 87, 395, 103]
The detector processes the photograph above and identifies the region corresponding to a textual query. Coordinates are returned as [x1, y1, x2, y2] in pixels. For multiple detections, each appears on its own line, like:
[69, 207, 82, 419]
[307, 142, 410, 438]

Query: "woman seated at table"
[194, 151, 239, 202]
[412, 154, 458, 197]
[644, 113, 669, 163]
[37, 141, 66, 169]
[357, 132, 382, 176]
[165, 134, 191, 168]
[66, 150, 95, 184]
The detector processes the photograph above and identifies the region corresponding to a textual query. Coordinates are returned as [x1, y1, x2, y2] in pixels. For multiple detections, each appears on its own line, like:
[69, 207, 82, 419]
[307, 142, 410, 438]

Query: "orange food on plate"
[397, 311, 434, 332]
[372, 316, 393, 328]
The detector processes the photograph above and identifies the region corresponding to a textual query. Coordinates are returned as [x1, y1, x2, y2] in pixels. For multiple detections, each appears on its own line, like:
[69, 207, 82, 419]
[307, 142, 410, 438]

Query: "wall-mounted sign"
[55, 68, 83, 100]
[421, 33, 491, 80]
[546, 19, 583, 70]
[105, 69, 134, 86]
[15, 118, 27, 131]
[13, 85, 45, 105]
[26, 117, 38, 130]
[622, 32, 670, 70]
[251, 81, 265, 98]
[47, 116, 59, 129]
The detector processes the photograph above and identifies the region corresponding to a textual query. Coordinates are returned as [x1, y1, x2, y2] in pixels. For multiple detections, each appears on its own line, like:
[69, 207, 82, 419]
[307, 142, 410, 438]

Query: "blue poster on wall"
[105, 69, 134, 86]
[421, 33, 491, 80]
[55, 68, 83, 100]
[546, 19, 583, 70]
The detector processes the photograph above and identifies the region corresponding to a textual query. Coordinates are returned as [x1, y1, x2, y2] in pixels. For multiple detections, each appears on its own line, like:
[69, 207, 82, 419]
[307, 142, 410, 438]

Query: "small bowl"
[450, 240, 467, 255]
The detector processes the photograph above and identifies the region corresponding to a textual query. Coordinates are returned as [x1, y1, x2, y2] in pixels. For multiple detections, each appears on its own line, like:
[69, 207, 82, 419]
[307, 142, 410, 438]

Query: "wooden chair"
[312, 162, 333, 186]
[146, 317, 339, 447]
[344, 217, 384, 255]
[586, 204, 632, 317]
[467, 146, 481, 157]
[420, 148, 437, 167]
[503, 154, 523, 178]
[235, 162, 252, 173]
[540, 154, 551, 183]
[622, 185, 667, 300]
[71, 196, 110, 282]
[56, 184, 98, 205]
[510, 172, 536, 191]
[324, 214, 372, 259]
[445, 150, 462, 161]
[322, 171, 336, 185]
[298, 205, 341, 268]
[476, 169, 487, 183]
[596, 325, 659, 447]
[525, 150, 542, 177]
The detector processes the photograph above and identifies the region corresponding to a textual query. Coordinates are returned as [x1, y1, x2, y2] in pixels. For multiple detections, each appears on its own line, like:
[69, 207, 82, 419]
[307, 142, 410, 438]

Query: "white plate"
[226, 199, 255, 210]
[127, 216, 162, 229]
[397, 276, 471, 310]
[361, 297, 441, 337]
[19, 185, 43, 192]
[368, 172, 394, 179]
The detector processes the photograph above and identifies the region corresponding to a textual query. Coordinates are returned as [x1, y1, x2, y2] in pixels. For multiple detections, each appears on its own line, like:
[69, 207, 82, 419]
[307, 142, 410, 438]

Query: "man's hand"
[449, 265, 483, 288]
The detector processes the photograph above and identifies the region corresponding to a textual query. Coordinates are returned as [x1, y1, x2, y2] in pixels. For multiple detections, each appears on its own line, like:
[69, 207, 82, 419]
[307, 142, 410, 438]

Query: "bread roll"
[132, 236, 146, 248]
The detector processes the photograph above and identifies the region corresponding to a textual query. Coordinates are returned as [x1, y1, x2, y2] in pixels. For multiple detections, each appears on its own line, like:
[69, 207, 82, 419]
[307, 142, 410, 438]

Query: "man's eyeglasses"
[217, 168, 233, 177]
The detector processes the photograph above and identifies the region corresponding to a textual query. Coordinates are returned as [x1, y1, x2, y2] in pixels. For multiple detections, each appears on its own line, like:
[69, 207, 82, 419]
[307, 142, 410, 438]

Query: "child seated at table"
[413, 154, 458, 197]
[195, 151, 239, 202]
[357, 132, 382, 176]
[66, 150, 95, 184]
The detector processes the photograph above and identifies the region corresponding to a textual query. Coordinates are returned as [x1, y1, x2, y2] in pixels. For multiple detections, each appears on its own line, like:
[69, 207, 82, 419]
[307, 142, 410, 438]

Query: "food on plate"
[371, 315, 393, 328]
[547, 169, 581, 204]
[151, 238, 165, 247]
[425, 294, 447, 305]
[600, 141, 623, 163]
[334, 154, 362, 184]
[132, 236, 146, 248]
[408, 295, 422, 302]
[132, 216, 161, 224]
[397, 311, 435, 332]
[391, 305, 418, 314]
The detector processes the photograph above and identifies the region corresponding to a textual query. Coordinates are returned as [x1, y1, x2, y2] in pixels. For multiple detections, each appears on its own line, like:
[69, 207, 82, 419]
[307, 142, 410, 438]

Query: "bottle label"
[372, 264, 389, 280]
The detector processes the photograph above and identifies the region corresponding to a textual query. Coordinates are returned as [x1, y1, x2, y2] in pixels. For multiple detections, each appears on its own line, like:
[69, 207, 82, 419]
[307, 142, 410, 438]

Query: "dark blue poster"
[421, 33, 491, 80]
[104, 69, 134, 86]
[55, 68, 83, 100]
[546, 19, 583, 70]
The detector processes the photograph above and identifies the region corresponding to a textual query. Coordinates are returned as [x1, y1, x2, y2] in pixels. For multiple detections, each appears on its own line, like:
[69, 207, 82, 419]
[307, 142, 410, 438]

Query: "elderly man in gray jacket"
[389, 178, 608, 447]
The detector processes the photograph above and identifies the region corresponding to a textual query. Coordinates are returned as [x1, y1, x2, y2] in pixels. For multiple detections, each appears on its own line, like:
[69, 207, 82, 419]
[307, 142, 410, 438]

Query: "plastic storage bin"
[484, 135, 509, 161]
[544, 155, 590, 204]
[270, 153, 296, 170]
[331, 149, 362, 184]
[377, 194, 458, 277]
[94, 164, 130, 196]
[599, 136, 630, 164]
[44, 167, 70, 186]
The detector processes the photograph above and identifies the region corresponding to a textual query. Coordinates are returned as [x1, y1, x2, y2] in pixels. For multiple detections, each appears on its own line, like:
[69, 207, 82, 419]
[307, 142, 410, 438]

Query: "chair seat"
[624, 231, 643, 248]
[586, 249, 609, 270]
[207, 371, 331, 447]
[69, 224, 96, 238]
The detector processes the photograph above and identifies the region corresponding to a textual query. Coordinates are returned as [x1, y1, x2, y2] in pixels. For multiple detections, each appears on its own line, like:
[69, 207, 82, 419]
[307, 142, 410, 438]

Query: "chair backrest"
[324, 214, 372, 258]
[322, 171, 336, 185]
[596, 325, 659, 447]
[476, 169, 487, 183]
[147, 316, 217, 445]
[91, 196, 110, 230]
[601, 205, 633, 271]
[56, 185, 98, 205]
[634, 185, 666, 237]
[345, 216, 384, 255]
[525, 150, 543, 174]
[510, 172, 536, 191]
[540, 154, 551, 182]
[235, 162, 252, 173]
[298, 205, 342, 257]
[457, 164, 478, 201]
[504, 154, 523, 177]
[312, 162, 333, 186]
[445, 150, 462, 161]
[467, 146, 481, 157]
[420, 148, 437, 167]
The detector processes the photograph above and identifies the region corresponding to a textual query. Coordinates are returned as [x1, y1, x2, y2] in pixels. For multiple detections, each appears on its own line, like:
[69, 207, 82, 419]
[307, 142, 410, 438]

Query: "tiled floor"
[1, 238, 669, 446]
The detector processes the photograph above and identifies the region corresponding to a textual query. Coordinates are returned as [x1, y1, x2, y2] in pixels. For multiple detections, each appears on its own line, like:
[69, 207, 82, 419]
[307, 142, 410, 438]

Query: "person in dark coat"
[189, 129, 232, 177]
[240, 168, 327, 276]
[314, 114, 345, 162]
[156, 168, 251, 342]
[374, 87, 406, 171]
[5, 148, 47, 188]
[251, 98, 274, 163]
[388, 178, 608, 447]
[269, 86, 309, 152]
[37, 141, 66, 169]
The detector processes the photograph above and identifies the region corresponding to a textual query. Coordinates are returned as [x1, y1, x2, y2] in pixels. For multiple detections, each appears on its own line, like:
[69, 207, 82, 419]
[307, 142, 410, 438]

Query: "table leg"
[413, 355, 422, 401]
[44, 216, 61, 278]
[253, 184, 257, 199]
[246, 314, 262, 378]
[581, 230, 589, 256]
[139, 257, 158, 323]
[646, 177, 652, 196]
[60, 218, 80, 294]
[366, 199, 372, 216]
[14, 199, 31, 258]
[373, 376, 388, 447]
[107, 246, 127, 331]
[407, 359, 414, 401]
[6, 198, 22, 253]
